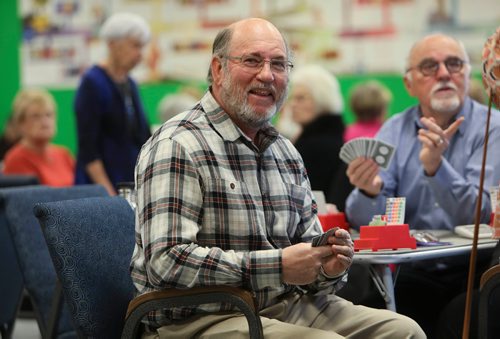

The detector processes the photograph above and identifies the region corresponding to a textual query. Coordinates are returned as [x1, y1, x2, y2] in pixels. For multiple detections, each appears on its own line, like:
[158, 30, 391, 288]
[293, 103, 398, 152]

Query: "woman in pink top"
[344, 80, 392, 142]
[3, 88, 75, 186]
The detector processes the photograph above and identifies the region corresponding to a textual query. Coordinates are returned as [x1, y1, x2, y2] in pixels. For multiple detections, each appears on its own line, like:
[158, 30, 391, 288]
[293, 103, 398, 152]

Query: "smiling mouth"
[249, 88, 275, 100]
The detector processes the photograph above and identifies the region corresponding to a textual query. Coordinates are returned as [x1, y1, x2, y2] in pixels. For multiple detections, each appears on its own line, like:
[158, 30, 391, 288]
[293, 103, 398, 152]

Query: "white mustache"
[431, 81, 458, 95]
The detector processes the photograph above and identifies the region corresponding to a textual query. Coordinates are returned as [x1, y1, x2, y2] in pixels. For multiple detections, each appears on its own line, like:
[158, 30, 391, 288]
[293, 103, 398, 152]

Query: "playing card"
[312, 227, 339, 247]
[371, 140, 395, 169]
[339, 137, 395, 170]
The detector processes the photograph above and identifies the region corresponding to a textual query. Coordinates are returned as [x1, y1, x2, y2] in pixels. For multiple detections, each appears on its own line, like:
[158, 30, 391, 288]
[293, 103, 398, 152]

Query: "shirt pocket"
[200, 178, 263, 249]
[276, 182, 309, 239]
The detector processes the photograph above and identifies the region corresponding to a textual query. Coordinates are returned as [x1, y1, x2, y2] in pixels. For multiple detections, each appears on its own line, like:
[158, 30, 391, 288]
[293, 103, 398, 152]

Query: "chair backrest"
[0, 174, 38, 188]
[0, 176, 39, 338]
[34, 196, 136, 339]
[0, 184, 108, 338]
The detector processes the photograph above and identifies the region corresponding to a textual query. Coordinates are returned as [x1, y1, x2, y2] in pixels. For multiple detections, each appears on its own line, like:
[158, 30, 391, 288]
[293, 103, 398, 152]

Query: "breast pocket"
[272, 182, 309, 239]
[201, 178, 263, 249]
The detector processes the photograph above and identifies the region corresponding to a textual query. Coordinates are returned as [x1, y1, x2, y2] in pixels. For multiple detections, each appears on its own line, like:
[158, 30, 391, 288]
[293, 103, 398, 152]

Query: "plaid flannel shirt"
[130, 91, 347, 327]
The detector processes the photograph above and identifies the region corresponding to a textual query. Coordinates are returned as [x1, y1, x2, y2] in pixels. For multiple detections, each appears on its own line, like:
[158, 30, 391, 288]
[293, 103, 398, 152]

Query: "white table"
[352, 230, 498, 312]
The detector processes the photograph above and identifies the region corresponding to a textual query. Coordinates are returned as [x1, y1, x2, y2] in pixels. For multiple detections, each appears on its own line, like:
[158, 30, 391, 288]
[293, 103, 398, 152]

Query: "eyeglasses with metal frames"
[406, 57, 466, 76]
[224, 54, 294, 74]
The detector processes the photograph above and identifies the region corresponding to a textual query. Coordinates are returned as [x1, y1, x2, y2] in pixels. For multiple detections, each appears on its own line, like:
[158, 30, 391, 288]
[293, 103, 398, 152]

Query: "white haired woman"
[74, 12, 152, 195]
[289, 64, 352, 211]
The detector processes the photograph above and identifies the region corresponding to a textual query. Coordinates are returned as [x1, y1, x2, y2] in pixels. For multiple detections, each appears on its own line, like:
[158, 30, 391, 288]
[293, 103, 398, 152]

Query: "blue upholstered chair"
[34, 196, 263, 339]
[0, 185, 108, 339]
[0, 175, 39, 339]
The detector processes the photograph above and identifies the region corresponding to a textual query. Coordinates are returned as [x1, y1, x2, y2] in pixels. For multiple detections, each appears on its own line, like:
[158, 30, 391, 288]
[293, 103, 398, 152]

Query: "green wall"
[0, 1, 423, 155]
[0, 0, 21, 131]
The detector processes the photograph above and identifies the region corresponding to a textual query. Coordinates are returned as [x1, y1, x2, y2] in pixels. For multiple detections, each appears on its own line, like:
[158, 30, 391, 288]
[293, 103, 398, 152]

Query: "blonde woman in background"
[3, 88, 75, 186]
[344, 80, 392, 142]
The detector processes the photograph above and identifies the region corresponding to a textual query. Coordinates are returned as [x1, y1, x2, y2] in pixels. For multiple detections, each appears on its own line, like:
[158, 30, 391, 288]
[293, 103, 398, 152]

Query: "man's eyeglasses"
[224, 54, 294, 74]
[406, 57, 466, 76]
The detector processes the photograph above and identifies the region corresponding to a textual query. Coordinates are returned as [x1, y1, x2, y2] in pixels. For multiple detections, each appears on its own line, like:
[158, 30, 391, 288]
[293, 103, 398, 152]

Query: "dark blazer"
[74, 65, 151, 189]
[293, 114, 353, 211]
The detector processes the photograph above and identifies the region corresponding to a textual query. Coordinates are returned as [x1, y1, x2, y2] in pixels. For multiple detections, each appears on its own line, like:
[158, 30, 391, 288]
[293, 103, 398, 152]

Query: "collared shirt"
[130, 91, 346, 327]
[346, 97, 500, 231]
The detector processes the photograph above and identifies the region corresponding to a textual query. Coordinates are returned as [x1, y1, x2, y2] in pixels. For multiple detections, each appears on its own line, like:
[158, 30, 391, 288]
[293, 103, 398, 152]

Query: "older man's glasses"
[224, 54, 294, 74]
[406, 57, 466, 76]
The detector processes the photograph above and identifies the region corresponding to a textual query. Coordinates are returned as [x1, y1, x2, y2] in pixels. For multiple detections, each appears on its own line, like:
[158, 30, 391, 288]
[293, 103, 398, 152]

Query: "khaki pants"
[143, 292, 425, 338]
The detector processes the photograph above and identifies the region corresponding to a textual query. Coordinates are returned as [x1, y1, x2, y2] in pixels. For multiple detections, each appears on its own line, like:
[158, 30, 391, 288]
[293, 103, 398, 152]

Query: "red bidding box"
[318, 212, 349, 231]
[354, 224, 416, 251]
[490, 213, 495, 226]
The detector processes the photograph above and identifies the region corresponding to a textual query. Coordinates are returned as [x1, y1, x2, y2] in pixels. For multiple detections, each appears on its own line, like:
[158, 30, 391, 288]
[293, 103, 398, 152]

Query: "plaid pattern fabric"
[130, 91, 346, 327]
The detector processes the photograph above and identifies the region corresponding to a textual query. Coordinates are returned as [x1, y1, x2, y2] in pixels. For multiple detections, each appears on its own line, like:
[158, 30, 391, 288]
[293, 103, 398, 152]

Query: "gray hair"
[100, 12, 151, 45]
[157, 92, 199, 123]
[290, 64, 344, 115]
[206, 27, 233, 85]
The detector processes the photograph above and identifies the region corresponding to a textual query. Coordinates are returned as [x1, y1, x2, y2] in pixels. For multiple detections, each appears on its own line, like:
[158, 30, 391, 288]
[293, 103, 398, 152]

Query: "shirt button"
[230, 183, 235, 189]
[434, 202, 439, 208]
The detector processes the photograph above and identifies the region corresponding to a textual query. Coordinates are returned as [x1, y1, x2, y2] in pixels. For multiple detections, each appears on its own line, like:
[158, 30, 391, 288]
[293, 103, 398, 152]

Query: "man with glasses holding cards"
[131, 18, 425, 338]
[345, 33, 500, 336]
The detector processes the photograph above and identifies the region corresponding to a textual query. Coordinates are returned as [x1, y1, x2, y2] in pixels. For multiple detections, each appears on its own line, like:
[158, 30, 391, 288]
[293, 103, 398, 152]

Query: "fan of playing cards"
[339, 137, 396, 170]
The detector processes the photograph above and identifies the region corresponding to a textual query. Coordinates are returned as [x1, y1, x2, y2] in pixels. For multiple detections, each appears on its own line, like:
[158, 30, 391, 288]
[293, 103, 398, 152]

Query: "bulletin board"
[19, 0, 500, 87]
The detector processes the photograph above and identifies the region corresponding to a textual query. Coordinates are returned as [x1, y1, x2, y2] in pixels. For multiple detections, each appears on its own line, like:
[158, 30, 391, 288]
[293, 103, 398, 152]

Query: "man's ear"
[403, 74, 415, 97]
[211, 56, 224, 86]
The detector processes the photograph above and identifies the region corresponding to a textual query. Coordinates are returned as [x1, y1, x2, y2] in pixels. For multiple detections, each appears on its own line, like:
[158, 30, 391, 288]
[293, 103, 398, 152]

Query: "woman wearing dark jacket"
[289, 65, 353, 211]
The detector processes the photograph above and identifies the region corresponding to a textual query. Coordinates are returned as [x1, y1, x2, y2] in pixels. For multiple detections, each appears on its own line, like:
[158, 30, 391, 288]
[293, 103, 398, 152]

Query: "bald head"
[406, 34, 470, 72]
[207, 18, 290, 84]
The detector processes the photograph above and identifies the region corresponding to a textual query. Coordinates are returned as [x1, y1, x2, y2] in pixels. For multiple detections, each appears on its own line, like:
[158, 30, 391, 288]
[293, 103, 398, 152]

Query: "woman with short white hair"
[74, 12, 152, 195]
[289, 64, 351, 211]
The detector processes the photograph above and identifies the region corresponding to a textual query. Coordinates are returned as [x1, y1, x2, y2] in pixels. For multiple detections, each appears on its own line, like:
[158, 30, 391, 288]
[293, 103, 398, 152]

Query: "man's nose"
[435, 62, 451, 79]
[256, 61, 275, 82]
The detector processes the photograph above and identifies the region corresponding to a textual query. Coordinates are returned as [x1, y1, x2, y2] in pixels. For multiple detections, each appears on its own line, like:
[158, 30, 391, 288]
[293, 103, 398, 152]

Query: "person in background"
[289, 65, 352, 211]
[151, 89, 200, 132]
[74, 12, 151, 195]
[3, 88, 74, 186]
[130, 17, 424, 338]
[344, 80, 392, 142]
[0, 114, 21, 164]
[345, 33, 500, 337]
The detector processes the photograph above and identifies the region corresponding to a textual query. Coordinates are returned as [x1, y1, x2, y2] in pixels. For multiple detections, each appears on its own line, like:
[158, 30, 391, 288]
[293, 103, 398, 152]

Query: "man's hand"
[282, 229, 354, 285]
[346, 157, 383, 197]
[282, 243, 334, 285]
[418, 116, 464, 176]
[321, 228, 354, 277]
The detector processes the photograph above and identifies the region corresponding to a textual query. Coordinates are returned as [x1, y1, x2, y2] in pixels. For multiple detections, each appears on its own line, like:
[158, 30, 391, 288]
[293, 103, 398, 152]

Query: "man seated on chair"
[344, 33, 500, 336]
[130, 17, 425, 338]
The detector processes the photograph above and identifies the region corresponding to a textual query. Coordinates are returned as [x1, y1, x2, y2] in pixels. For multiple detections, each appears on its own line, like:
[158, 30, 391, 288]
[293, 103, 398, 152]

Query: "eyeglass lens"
[418, 57, 464, 76]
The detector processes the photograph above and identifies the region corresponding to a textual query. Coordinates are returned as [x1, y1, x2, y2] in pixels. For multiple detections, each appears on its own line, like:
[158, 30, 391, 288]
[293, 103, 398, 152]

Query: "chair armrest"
[479, 264, 500, 339]
[121, 286, 263, 339]
[480, 264, 500, 288]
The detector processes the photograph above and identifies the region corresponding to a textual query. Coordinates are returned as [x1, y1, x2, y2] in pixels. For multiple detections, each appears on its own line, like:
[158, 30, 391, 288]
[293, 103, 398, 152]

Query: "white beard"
[430, 95, 460, 113]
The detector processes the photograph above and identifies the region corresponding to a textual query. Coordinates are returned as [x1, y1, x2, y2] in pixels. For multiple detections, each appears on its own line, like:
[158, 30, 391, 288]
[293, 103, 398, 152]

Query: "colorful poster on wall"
[19, 0, 500, 87]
